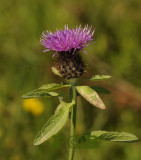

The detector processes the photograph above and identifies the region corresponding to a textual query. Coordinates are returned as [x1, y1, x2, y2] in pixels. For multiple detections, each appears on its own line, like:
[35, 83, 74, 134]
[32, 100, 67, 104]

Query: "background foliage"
[0, 0, 141, 159]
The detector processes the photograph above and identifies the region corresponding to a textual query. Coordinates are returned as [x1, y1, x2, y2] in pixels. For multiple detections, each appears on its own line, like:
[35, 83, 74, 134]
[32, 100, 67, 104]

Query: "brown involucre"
[55, 50, 85, 79]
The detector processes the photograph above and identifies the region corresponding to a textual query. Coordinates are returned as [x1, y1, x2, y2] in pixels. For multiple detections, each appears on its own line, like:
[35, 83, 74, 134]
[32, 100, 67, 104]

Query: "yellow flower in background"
[22, 98, 44, 116]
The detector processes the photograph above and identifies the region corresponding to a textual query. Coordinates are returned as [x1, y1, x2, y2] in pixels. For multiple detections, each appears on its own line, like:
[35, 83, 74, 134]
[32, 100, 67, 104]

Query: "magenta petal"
[40, 25, 95, 53]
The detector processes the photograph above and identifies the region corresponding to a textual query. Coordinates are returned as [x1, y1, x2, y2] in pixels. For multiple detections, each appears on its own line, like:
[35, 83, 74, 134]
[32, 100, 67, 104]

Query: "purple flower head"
[40, 25, 95, 54]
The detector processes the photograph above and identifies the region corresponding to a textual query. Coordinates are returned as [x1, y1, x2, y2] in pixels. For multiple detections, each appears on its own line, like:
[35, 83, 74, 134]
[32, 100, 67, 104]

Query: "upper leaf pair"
[22, 75, 111, 110]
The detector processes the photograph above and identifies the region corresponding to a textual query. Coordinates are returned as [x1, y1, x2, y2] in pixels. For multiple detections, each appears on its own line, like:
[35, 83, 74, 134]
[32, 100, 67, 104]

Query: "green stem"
[69, 80, 77, 160]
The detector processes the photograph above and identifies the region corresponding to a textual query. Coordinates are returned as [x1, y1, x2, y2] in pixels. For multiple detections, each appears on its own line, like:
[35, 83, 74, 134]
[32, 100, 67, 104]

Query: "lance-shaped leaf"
[22, 83, 70, 99]
[91, 86, 111, 94]
[22, 90, 61, 99]
[39, 83, 70, 90]
[86, 75, 111, 81]
[80, 131, 139, 143]
[34, 100, 75, 145]
[76, 86, 106, 109]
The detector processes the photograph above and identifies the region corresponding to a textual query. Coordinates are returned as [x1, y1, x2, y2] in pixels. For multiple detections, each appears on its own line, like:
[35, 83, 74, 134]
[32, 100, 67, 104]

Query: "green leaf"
[39, 83, 70, 90]
[86, 75, 111, 81]
[34, 100, 75, 145]
[91, 86, 111, 94]
[88, 131, 139, 143]
[76, 86, 106, 109]
[22, 90, 61, 99]
[22, 83, 70, 99]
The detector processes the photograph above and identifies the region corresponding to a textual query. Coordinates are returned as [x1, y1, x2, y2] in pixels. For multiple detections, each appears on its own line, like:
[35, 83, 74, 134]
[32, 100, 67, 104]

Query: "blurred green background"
[0, 0, 141, 159]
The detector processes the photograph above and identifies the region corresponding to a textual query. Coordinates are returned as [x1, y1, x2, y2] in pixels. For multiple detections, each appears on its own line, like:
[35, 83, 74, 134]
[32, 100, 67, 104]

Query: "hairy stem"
[69, 79, 77, 160]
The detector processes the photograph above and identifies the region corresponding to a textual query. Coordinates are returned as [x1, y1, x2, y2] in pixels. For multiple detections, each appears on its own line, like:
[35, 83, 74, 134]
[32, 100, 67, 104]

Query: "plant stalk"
[69, 79, 77, 160]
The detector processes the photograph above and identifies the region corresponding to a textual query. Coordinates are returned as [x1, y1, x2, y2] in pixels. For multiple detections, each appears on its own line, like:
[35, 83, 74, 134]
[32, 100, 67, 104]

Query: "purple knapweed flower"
[40, 25, 95, 54]
[40, 25, 95, 79]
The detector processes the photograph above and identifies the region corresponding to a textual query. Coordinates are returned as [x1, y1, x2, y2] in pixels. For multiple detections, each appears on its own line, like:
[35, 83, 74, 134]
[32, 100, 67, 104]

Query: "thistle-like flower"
[40, 25, 95, 79]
